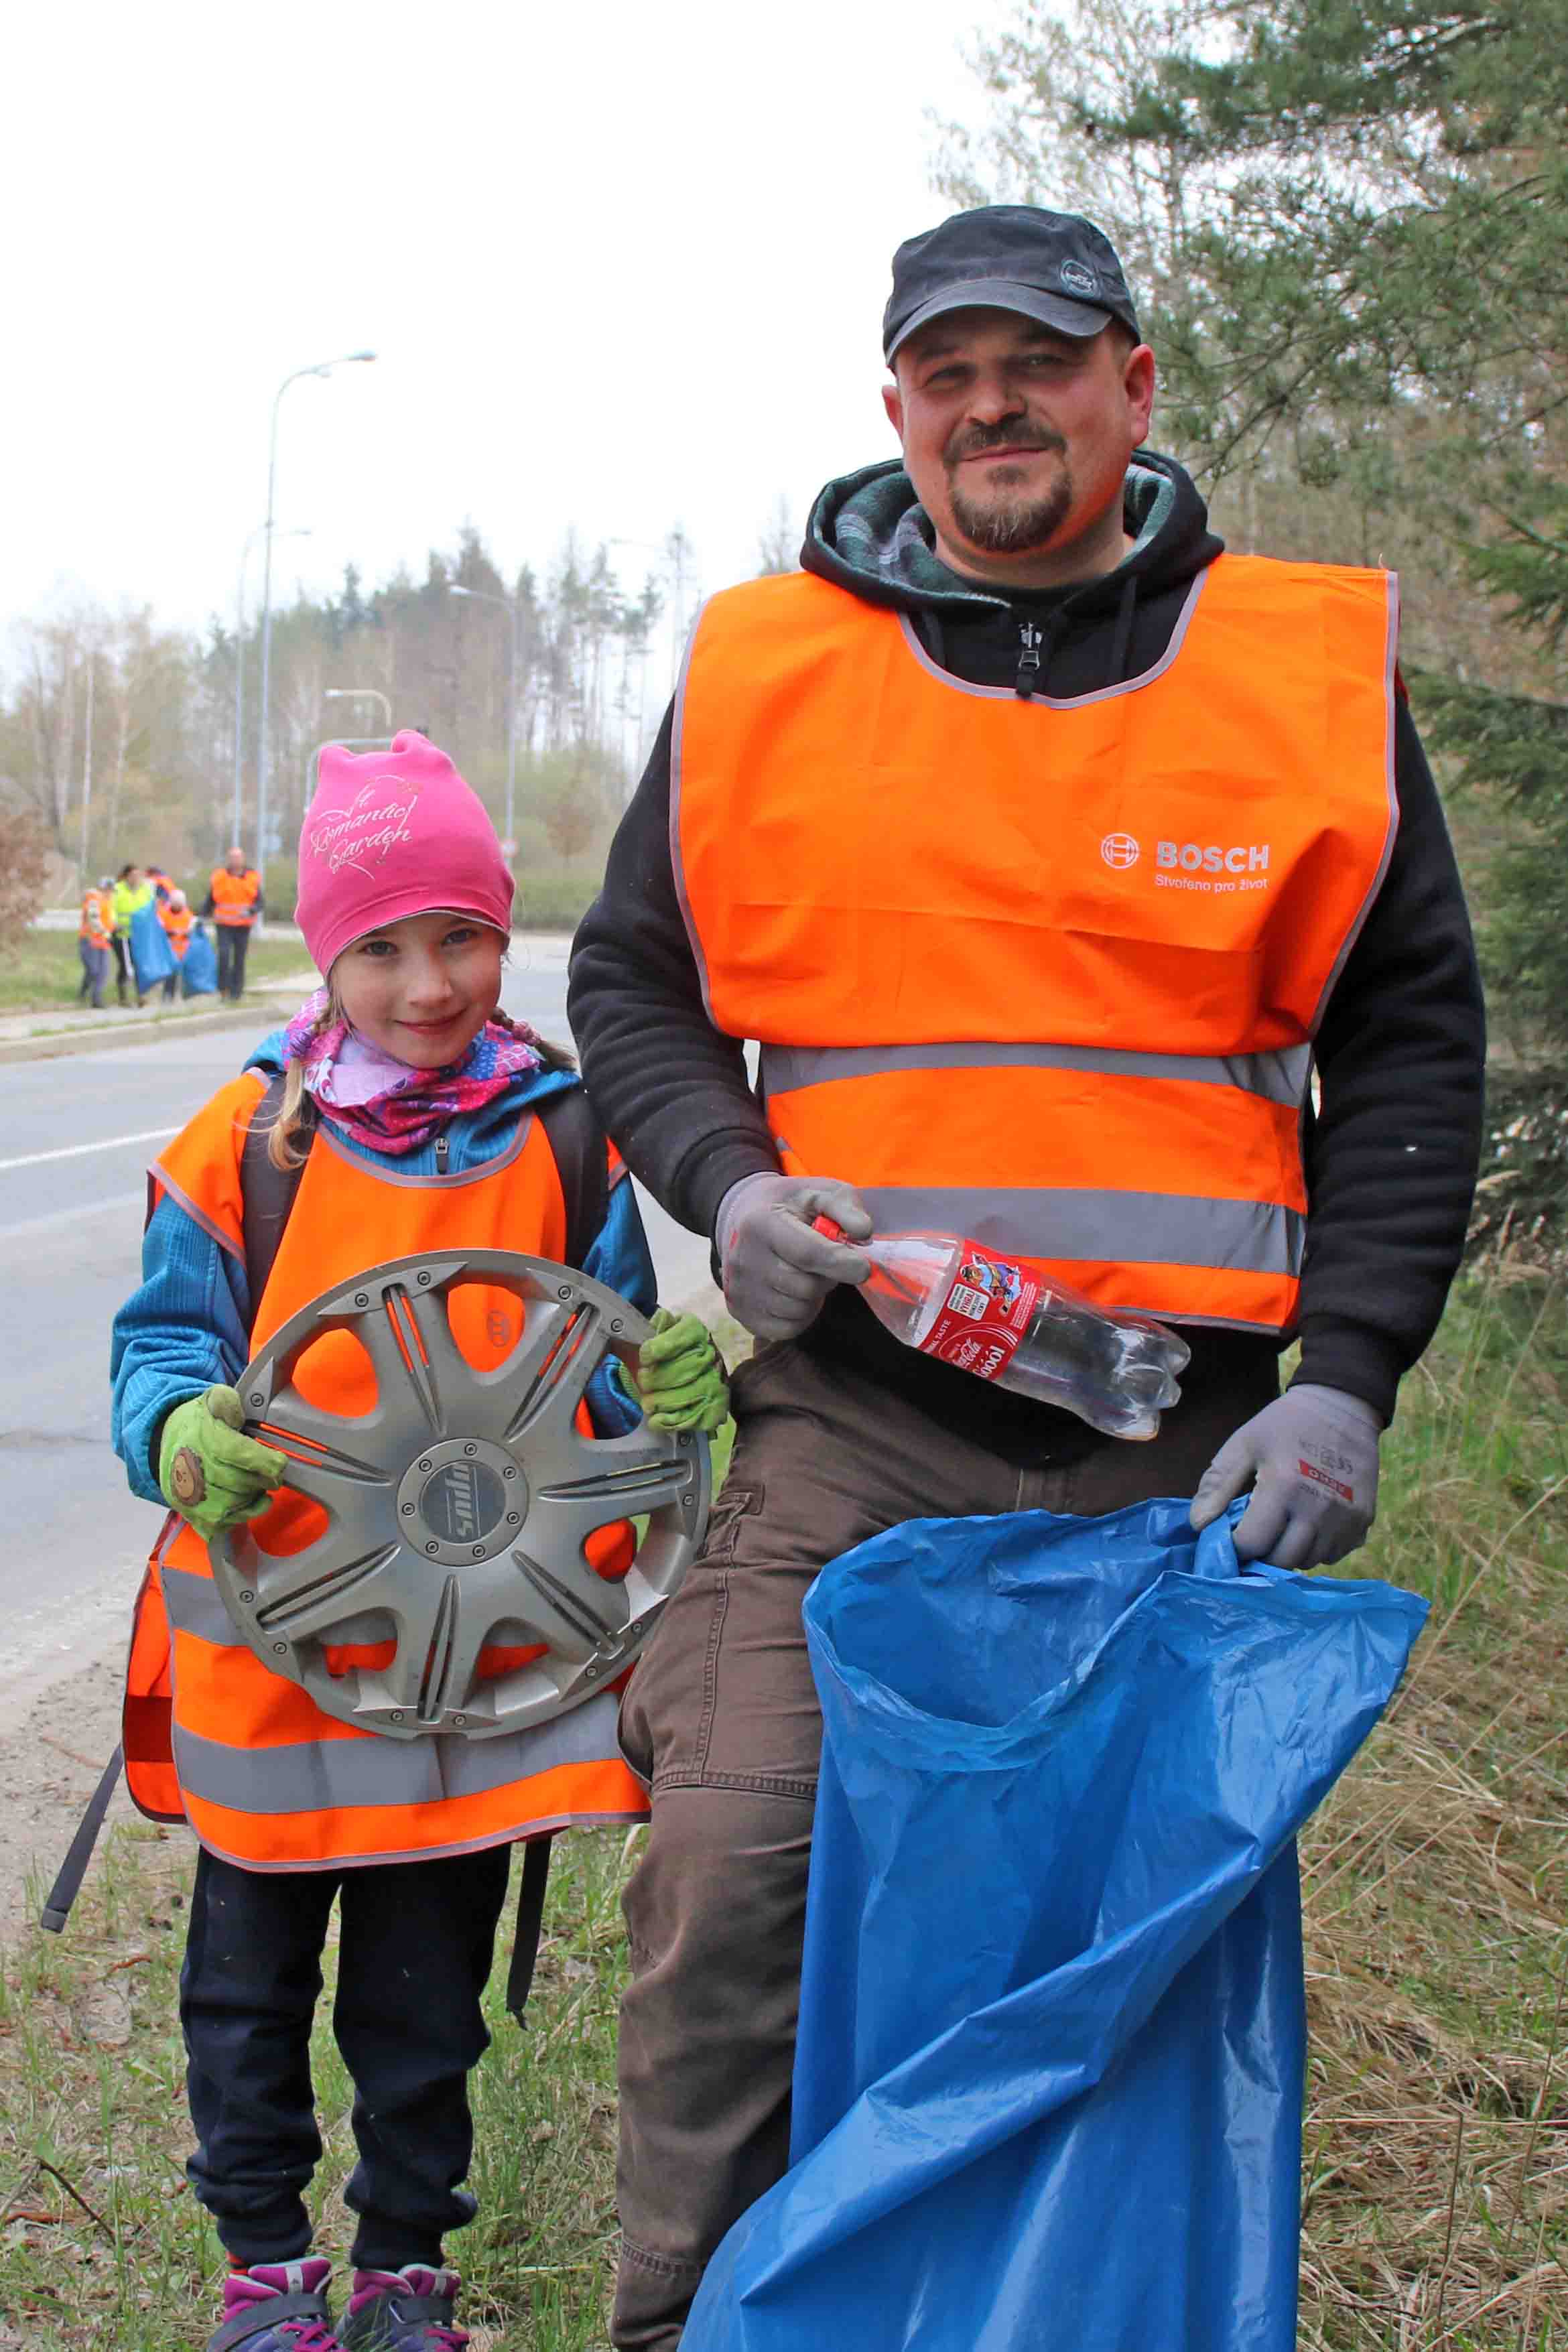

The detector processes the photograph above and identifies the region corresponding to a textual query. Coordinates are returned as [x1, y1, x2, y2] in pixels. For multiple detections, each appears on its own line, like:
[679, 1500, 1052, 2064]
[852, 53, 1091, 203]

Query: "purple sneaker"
[208, 2259, 345, 2351]
[340, 2266, 468, 2349]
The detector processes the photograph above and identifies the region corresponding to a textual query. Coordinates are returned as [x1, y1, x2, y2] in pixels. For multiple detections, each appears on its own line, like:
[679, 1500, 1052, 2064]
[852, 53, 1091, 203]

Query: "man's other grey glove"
[715, 1173, 873, 1342]
[1189, 1383, 1383, 1571]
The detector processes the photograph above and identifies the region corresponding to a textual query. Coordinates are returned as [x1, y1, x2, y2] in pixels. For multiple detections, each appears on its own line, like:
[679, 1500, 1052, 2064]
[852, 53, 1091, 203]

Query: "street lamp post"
[610, 531, 696, 691]
[324, 686, 393, 729]
[235, 522, 310, 845]
[255, 349, 376, 892]
[449, 584, 520, 850]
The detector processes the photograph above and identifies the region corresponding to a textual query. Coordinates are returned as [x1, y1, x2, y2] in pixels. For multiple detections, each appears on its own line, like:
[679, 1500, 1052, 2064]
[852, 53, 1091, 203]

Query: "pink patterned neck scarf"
[281, 988, 545, 1155]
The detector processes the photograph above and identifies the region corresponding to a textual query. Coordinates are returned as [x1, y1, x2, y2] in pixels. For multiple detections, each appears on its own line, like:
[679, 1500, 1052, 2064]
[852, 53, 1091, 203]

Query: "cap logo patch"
[1060, 259, 1100, 296]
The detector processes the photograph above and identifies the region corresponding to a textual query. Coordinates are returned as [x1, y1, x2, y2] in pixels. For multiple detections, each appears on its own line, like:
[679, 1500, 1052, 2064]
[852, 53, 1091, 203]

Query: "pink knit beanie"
[296, 731, 514, 976]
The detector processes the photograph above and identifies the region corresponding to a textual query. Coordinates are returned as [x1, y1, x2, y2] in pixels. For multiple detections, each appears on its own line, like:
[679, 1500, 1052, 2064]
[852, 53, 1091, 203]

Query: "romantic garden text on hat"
[295, 730, 514, 976]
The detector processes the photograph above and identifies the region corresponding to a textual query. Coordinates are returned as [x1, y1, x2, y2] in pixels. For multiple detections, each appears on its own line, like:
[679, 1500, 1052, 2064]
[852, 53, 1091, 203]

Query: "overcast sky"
[5, 0, 1012, 655]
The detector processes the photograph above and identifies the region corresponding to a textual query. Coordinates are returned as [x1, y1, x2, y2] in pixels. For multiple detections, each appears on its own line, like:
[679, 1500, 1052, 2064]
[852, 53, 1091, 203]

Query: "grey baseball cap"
[884, 205, 1140, 364]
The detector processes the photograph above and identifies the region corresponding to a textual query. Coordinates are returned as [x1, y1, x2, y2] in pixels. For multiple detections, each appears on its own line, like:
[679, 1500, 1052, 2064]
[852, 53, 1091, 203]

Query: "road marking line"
[0, 1127, 177, 1174]
[0, 1189, 145, 1243]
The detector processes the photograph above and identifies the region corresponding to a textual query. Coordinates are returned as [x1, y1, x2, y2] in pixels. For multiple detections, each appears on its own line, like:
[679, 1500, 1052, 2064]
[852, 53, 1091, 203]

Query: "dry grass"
[1296, 1272, 1568, 2347]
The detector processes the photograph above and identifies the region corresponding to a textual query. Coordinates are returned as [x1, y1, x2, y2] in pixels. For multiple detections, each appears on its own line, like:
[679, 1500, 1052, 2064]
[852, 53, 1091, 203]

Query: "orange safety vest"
[159, 904, 194, 957]
[210, 868, 261, 925]
[673, 554, 1398, 1334]
[123, 1073, 647, 1869]
[80, 888, 114, 945]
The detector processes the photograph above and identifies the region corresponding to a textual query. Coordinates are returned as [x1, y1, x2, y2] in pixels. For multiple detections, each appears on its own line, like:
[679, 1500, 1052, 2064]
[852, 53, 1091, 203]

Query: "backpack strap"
[39, 1746, 125, 1933]
[532, 1082, 610, 1271]
[239, 1075, 316, 1316]
[506, 1833, 554, 2022]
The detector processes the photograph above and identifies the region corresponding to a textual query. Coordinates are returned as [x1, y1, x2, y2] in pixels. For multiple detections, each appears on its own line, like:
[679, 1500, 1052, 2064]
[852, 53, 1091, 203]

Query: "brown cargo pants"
[612, 1336, 1277, 2349]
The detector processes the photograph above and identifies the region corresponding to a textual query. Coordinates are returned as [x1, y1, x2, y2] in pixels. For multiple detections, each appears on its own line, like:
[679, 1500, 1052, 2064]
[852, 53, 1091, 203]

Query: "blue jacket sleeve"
[580, 1168, 657, 1439]
[111, 1195, 251, 1500]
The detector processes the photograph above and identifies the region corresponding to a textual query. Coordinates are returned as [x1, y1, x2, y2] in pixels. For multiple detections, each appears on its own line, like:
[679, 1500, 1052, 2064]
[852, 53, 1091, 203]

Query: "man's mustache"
[945, 423, 1066, 465]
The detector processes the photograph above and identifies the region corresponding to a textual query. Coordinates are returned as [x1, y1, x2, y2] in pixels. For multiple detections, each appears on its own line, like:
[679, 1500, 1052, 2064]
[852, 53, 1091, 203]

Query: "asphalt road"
[0, 941, 714, 1725]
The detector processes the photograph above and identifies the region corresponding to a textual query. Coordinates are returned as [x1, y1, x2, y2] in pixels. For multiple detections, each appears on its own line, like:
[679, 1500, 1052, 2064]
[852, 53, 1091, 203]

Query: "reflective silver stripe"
[858, 1187, 1304, 1279]
[161, 1566, 629, 1815]
[761, 1039, 1311, 1109]
[669, 597, 721, 1026]
[163, 1565, 239, 1646]
[170, 1689, 627, 1817]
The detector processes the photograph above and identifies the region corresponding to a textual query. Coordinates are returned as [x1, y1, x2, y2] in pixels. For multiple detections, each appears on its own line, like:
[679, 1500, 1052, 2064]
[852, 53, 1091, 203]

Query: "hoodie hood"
[801, 450, 1223, 698]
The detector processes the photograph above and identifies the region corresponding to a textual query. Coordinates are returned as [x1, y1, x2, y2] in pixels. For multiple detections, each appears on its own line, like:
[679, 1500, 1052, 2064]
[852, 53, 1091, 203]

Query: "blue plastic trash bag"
[682, 1499, 1426, 2352]
[181, 919, 218, 996]
[127, 898, 176, 992]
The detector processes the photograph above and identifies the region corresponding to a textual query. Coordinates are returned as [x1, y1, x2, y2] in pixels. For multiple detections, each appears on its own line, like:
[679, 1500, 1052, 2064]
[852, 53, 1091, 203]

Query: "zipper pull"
[434, 1133, 450, 1175]
[1016, 621, 1042, 700]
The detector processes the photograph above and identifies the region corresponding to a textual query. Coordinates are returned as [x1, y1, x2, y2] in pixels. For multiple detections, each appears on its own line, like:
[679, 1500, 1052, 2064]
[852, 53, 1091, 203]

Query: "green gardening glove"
[633, 1309, 730, 1434]
[158, 1385, 287, 1542]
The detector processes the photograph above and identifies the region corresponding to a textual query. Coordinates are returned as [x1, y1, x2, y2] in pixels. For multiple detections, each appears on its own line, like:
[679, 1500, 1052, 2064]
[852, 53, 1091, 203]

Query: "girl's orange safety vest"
[159, 904, 194, 957]
[673, 553, 1398, 1334]
[123, 1074, 649, 1870]
[79, 888, 114, 945]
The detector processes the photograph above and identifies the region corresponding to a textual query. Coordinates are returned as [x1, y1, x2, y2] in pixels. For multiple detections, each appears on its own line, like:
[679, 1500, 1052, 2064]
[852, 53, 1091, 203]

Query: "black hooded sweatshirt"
[570, 452, 1485, 1451]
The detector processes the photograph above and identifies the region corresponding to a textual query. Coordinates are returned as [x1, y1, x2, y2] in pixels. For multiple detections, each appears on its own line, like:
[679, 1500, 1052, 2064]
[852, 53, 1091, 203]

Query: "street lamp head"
[348, 350, 377, 364]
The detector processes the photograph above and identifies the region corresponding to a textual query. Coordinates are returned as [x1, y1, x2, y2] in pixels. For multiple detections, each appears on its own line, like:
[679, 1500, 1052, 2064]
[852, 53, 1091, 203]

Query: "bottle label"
[917, 1244, 1041, 1382]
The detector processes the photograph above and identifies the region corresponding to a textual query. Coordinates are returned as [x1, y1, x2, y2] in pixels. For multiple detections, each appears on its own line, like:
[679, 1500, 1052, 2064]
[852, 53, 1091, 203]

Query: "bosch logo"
[1157, 841, 1270, 874]
[1101, 832, 1140, 869]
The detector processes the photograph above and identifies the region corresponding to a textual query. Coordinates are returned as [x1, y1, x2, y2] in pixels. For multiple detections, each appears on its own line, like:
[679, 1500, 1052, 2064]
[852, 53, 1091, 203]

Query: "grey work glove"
[715, 1173, 872, 1342]
[1189, 1382, 1383, 1571]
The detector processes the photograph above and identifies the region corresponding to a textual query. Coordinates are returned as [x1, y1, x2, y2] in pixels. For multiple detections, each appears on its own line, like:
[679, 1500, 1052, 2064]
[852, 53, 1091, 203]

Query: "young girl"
[111, 732, 726, 2352]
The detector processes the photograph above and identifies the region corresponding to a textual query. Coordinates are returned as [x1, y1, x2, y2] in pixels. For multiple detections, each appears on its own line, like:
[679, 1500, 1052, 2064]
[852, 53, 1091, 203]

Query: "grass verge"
[1295, 1268, 1568, 2345]
[0, 934, 314, 1015]
[2, 1277, 1563, 2347]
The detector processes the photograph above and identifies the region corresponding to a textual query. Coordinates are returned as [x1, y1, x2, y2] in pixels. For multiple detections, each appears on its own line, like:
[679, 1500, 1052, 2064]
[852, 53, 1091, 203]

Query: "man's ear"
[882, 379, 905, 442]
[1126, 344, 1157, 446]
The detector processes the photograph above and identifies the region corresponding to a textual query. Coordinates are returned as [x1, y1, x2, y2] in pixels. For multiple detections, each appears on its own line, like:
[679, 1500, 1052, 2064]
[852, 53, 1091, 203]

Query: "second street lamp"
[324, 686, 392, 729]
[234, 522, 310, 844]
[450, 584, 520, 854]
[255, 349, 377, 889]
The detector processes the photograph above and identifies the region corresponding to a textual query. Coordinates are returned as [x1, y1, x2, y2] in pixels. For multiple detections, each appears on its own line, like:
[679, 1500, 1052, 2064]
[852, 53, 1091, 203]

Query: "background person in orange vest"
[202, 844, 264, 1000]
[567, 204, 1487, 2349]
[111, 734, 726, 2352]
[78, 875, 116, 1007]
[154, 886, 193, 1000]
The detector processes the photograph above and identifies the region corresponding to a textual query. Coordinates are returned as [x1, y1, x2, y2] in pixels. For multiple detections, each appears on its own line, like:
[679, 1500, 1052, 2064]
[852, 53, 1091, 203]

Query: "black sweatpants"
[215, 924, 251, 998]
[181, 1843, 511, 2269]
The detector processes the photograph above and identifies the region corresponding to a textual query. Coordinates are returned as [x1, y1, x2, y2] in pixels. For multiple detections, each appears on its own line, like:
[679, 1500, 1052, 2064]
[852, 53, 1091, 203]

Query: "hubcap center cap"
[420, 1459, 505, 1543]
[396, 1437, 526, 1565]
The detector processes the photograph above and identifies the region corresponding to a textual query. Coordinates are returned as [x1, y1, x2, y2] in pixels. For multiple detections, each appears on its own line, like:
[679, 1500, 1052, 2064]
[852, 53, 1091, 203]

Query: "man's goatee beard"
[949, 473, 1071, 556]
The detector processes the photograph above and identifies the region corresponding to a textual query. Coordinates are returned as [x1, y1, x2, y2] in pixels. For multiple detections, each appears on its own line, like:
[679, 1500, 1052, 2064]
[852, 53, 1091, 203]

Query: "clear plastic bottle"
[813, 1220, 1190, 1441]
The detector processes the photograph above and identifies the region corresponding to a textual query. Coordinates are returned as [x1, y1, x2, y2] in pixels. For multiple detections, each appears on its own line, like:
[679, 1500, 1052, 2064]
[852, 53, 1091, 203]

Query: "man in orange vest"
[202, 845, 263, 1000]
[569, 205, 1486, 2348]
